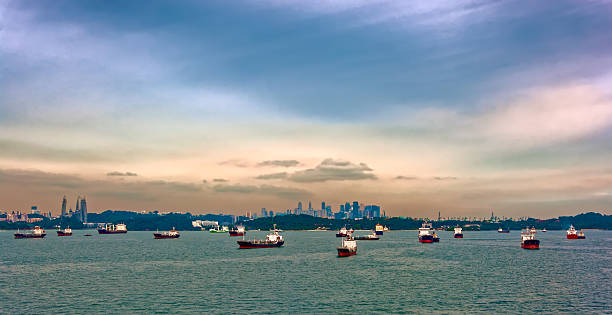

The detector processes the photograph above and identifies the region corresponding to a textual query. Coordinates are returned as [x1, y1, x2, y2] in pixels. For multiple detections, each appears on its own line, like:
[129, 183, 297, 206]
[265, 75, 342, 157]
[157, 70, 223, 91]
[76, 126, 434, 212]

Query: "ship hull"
[454, 234, 463, 238]
[337, 247, 357, 257]
[336, 233, 348, 237]
[498, 230, 510, 233]
[577, 236, 585, 239]
[354, 236, 379, 240]
[14, 233, 46, 239]
[154, 234, 180, 239]
[375, 231, 383, 235]
[237, 240, 284, 249]
[419, 235, 434, 243]
[433, 237, 440, 242]
[229, 231, 244, 236]
[521, 240, 540, 249]
[566, 234, 579, 239]
[57, 231, 72, 236]
[98, 229, 127, 234]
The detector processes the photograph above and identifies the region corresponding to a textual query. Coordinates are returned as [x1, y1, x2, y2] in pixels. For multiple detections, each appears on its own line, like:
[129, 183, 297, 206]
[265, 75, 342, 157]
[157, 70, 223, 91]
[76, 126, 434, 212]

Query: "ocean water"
[0, 230, 610, 314]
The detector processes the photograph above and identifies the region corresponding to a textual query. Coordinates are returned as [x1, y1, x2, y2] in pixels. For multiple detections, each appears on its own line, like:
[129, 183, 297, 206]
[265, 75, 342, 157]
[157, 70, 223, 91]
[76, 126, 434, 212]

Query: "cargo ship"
[237, 225, 284, 249]
[567, 225, 585, 239]
[56, 227, 72, 236]
[354, 231, 380, 240]
[498, 227, 510, 233]
[229, 225, 246, 236]
[521, 228, 540, 249]
[98, 223, 127, 234]
[336, 227, 353, 237]
[375, 224, 384, 235]
[210, 226, 229, 233]
[337, 235, 357, 257]
[453, 226, 463, 238]
[14, 226, 46, 239]
[154, 228, 180, 239]
[418, 222, 436, 243]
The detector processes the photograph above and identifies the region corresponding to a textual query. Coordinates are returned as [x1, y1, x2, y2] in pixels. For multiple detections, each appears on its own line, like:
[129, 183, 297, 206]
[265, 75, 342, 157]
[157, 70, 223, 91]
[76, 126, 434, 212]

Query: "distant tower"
[321, 201, 325, 211]
[308, 201, 312, 210]
[80, 197, 87, 223]
[61, 196, 67, 217]
[438, 211, 441, 221]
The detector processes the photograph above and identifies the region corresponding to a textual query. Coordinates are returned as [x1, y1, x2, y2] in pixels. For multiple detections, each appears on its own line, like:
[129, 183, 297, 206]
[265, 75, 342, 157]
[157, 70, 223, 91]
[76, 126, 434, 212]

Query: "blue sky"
[1, 0, 611, 217]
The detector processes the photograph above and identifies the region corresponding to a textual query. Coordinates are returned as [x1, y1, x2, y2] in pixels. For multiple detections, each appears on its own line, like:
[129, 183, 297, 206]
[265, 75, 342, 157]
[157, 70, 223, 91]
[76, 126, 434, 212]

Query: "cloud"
[433, 176, 458, 180]
[213, 178, 229, 182]
[255, 172, 288, 180]
[395, 175, 419, 180]
[218, 159, 250, 168]
[107, 171, 138, 177]
[288, 158, 377, 182]
[257, 160, 301, 167]
[212, 184, 311, 199]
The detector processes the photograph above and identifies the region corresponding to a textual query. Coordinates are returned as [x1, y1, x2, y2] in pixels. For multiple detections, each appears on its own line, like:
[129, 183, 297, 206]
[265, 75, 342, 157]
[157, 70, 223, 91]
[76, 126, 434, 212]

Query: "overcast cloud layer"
[1, 0, 611, 217]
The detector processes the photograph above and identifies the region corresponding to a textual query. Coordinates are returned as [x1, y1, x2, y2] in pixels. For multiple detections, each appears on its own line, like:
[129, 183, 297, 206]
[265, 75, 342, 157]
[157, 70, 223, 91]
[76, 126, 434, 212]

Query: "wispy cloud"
[257, 160, 301, 167]
[395, 175, 419, 180]
[107, 171, 138, 177]
[288, 158, 377, 182]
[212, 183, 311, 199]
[255, 172, 289, 180]
[213, 178, 229, 182]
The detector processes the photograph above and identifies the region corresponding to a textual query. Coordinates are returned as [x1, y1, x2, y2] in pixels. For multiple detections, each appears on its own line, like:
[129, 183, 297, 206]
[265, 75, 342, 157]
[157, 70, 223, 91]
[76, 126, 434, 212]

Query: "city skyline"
[1, 1, 612, 217]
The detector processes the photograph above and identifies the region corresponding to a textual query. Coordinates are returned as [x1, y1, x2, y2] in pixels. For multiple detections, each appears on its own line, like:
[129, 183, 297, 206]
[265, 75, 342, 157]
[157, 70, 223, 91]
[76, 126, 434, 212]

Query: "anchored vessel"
[375, 224, 384, 235]
[210, 226, 229, 233]
[498, 227, 510, 233]
[336, 227, 353, 237]
[154, 228, 180, 239]
[57, 227, 73, 236]
[542, 228, 547, 232]
[521, 228, 540, 249]
[237, 226, 284, 249]
[98, 223, 128, 234]
[454, 226, 463, 238]
[337, 235, 357, 257]
[14, 226, 46, 239]
[354, 231, 380, 240]
[229, 225, 246, 236]
[418, 222, 437, 243]
[566, 225, 585, 239]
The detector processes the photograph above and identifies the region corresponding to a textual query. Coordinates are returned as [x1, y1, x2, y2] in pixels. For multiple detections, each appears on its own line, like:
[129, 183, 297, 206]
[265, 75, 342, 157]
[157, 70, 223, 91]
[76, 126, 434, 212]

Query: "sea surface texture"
[1, 230, 610, 314]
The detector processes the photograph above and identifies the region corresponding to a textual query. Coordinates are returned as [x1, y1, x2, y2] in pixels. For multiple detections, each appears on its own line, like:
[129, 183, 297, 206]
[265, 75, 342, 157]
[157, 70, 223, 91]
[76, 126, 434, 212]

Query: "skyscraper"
[261, 208, 267, 217]
[61, 196, 67, 217]
[321, 201, 325, 211]
[75, 196, 81, 220]
[308, 201, 312, 210]
[352, 201, 360, 218]
[80, 197, 87, 223]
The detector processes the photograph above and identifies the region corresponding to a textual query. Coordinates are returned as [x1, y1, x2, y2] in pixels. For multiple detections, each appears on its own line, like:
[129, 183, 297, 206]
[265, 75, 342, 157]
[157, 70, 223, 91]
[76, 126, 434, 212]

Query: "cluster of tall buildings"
[60, 195, 88, 223]
[244, 201, 384, 220]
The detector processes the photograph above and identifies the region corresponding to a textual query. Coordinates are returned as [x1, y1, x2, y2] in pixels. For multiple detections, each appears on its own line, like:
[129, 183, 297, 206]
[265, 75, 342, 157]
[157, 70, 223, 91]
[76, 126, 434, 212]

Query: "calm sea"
[1, 230, 610, 314]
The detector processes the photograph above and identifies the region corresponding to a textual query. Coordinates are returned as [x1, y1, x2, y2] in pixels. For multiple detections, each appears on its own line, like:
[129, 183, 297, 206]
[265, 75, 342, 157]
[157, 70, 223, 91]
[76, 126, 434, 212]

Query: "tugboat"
[418, 222, 436, 243]
[566, 225, 582, 239]
[375, 224, 384, 235]
[432, 231, 440, 242]
[453, 226, 463, 238]
[521, 227, 540, 249]
[56, 227, 73, 236]
[98, 223, 128, 234]
[354, 231, 380, 240]
[498, 227, 510, 233]
[542, 228, 547, 232]
[336, 227, 353, 237]
[337, 235, 357, 257]
[577, 230, 586, 239]
[237, 225, 284, 249]
[14, 226, 46, 239]
[229, 225, 246, 236]
[154, 227, 180, 239]
[209, 226, 229, 233]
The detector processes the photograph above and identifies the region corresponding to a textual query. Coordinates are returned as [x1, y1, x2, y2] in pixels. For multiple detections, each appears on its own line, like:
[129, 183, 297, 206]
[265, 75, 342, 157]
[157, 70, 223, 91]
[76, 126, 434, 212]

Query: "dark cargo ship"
[337, 235, 357, 257]
[521, 228, 540, 249]
[98, 223, 127, 234]
[154, 228, 180, 239]
[15, 226, 46, 239]
[238, 226, 284, 249]
[229, 225, 245, 237]
[56, 227, 72, 236]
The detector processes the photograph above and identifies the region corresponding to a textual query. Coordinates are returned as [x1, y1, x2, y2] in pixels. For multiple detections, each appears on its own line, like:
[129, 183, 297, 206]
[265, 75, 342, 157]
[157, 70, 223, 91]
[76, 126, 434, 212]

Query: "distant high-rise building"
[75, 196, 81, 220]
[340, 204, 345, 212]
[261, 208, 267, 217]
[352, 201, 360, 218]
[298, 202, 302, 211]
[80, 197, 87, 223]
[269, 210, 274, 217]
[321, 201, 326, 211]
[308, 201, 312, 210]
[364, 205, 381, 218]
[61, 196, 67, 217]
[30, 206, 39, 215]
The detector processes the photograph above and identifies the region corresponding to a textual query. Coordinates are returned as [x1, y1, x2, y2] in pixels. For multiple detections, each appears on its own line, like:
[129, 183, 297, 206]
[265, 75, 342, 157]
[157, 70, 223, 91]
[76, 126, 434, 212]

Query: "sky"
[1, 0, 611, 218]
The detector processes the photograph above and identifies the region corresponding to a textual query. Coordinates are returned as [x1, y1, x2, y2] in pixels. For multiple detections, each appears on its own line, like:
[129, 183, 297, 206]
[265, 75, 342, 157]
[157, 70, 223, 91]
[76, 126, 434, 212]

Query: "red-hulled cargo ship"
[566, 225, 585, 239]
[98, 223, 127, 234]
[229, 225, 246, 236]
[418, 222, 436, 243]
[154, 228, 180, 239]
[454, 226, 463, 238]
[57, 227, 72, 236]
[337, 235, 357, 257]
[14, 226, 46, 239]
[521, 228, 540, 249]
